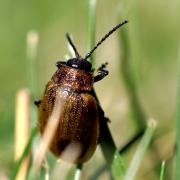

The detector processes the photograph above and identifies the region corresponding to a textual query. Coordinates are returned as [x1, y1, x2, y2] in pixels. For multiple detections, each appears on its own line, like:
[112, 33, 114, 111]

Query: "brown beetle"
[35, 20, 128, 163]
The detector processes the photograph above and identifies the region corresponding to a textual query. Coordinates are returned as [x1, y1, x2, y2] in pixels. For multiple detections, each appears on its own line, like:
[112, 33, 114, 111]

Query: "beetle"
[35, 20, 128, 164]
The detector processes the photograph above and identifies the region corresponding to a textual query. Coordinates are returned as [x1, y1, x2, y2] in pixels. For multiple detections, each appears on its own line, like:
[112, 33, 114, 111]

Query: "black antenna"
[84, 20, 128, 60]
[66, 33, 80, 58]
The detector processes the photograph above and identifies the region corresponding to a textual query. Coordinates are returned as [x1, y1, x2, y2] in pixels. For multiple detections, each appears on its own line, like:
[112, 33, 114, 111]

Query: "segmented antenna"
[66, 33, 80, 57]
[84, 20, 128, 60]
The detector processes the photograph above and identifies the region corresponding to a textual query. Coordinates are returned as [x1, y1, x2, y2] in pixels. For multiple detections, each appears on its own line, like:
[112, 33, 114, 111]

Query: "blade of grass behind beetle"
[119, 25, 146, 130]
[26, 30, 39, 97]
[88, 0, 96, 67]
[159, 161, 166, 180]
[74, 164, 82, 180]
[124, 119, 157, 180]
[87, 0, 125, 178]
[11, 127, 38, 179]
[89, 129, 145, 180]
[175, 43, 180, 180]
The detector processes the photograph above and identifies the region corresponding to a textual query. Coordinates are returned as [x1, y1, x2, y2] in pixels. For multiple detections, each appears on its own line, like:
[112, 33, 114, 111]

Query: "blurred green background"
[0, 0, 179, 179]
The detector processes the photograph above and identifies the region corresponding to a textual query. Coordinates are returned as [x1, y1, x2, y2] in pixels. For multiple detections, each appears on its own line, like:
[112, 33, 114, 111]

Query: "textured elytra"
[38, 64, 99, 163]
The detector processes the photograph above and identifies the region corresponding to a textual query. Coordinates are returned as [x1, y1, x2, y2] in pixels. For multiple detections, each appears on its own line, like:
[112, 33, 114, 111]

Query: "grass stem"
[175, 43, 180, 180]
[119, 27, 146, 129]
[26, 31, 39, 97]
[88, 0, 96, 67]
[159, 160, 166, 180]
[74, 164, 82, 180]
[124, 119, 157, 180]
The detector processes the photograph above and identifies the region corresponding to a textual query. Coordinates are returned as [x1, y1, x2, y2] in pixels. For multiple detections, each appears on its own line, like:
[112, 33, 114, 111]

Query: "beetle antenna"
[66, 33, 80, 58]
[84, 20, 128, 60]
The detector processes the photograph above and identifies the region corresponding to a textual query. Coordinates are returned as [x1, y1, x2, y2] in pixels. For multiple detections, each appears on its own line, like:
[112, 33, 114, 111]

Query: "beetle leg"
[56, 61, 67, 68]
[94, 62, 109, 82]
[34, 100, 41, 107]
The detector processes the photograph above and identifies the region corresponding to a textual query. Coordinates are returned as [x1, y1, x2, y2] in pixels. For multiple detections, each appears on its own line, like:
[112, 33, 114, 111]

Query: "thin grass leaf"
[89, 129, 145, 180]
[65, 167, 76, 180]
[91, 90, 125, 178]
[176, 43, 180, 180]
[111, 150, 125, 179]
[119, 23, 161, 178]
[14, 89, 31, 180]
[26, 31, 39, 143]
[11, 127, 38, 179]
[159, 161, 166, 180]
[26, 31, 39, 97]
[88, 0, 96, 66]
[39, 166, 49, 180]
[119, 27, 146, 129]
[99, 117, 125, 179]
[64, 163, 83, 180]
[28, 160, 49, 180]
[124, 119, 157, 180]
[87, 0, 125, 178]
[74, 164, 82, 180]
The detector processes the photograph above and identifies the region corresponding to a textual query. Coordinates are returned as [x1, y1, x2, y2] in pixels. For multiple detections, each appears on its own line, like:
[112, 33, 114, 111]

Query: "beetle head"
[64, 33, 92, 72]
[63, 20, 128, 71]
[67, 57, 92, 72]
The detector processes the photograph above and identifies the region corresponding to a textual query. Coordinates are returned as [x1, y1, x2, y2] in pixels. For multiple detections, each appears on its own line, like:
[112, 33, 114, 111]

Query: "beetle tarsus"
[94, 62, 109, 82]
[34, 100, 41, 107]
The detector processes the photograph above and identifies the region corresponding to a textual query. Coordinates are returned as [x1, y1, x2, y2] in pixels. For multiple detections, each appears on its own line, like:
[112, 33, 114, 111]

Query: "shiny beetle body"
[36, 20, 128, 163]
[38, 64, 99, 163]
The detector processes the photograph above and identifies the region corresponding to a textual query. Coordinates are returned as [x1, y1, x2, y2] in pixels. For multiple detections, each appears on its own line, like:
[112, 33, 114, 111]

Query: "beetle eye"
[72, 64, 78, 68]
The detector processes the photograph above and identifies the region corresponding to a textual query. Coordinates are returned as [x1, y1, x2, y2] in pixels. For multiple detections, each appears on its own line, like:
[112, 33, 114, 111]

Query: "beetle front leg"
[94, 62, 109, 82]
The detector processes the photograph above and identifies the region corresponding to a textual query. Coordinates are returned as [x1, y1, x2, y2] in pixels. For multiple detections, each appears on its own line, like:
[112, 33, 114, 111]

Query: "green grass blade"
[124, 119, 157, 180]
[111, 150, 125, 179]
[89, 130, 145, 180]
[91, 90, 125, 178]
[11, 127, 38, 179]
[99, 116, 125, 179]
[28, 160, 50, 180]
[119, 27, 146, 130]
[74, 164, 82, 180]
[87, 0, 125, 177]
[176, 44, 180, 180]
[88, 0, 96, 66]
[65, 164, 83, 180]
[159, 160, 166, 180]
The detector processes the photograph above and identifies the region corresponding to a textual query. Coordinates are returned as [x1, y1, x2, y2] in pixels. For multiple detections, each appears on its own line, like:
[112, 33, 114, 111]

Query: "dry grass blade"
[32, 91, 64, 173]
[26, 30, 39, 96]
[26, 31, 39, 60]
[14, 89, 31, 180]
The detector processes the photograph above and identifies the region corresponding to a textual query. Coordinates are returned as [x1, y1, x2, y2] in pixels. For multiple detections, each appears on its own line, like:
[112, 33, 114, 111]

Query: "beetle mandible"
[35, 20, 128, 163]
